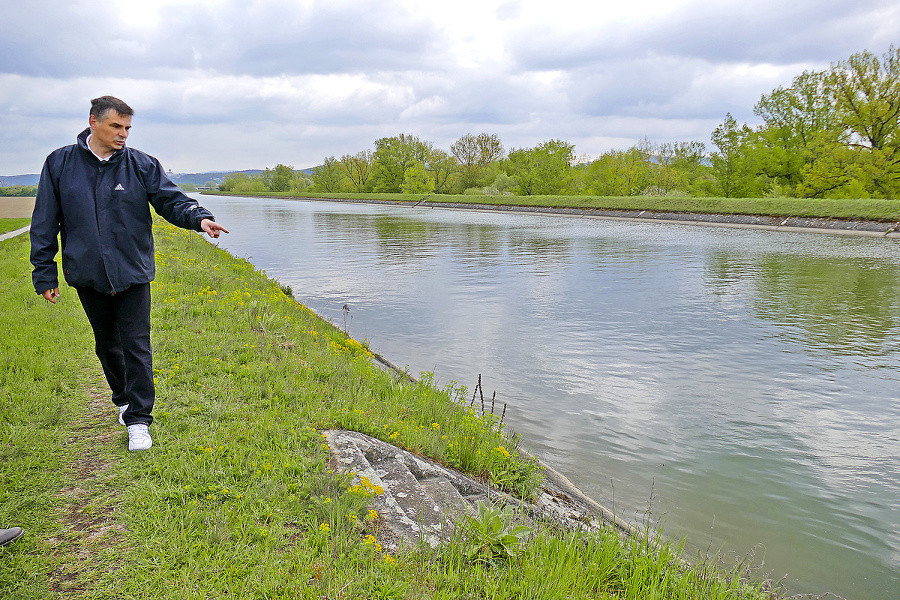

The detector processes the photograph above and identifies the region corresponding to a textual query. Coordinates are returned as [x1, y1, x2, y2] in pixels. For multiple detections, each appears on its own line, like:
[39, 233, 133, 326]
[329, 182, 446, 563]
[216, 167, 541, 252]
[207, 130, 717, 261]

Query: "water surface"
[195, 195, 900, 599]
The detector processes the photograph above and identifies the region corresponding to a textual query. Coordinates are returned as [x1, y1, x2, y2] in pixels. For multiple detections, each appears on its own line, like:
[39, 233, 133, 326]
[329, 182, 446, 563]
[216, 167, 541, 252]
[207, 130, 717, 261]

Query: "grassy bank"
[0, 219, 30, 235]
[1, 218, 775, 599]
[205, 190, 900, 223]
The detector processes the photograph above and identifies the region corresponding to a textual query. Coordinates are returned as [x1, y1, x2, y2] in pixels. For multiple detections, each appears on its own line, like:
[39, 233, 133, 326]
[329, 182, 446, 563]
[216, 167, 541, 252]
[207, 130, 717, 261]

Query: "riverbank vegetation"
[0, 218, 30, 235]
[219, 46, 899, 202]
[0, 185, 37, 197]
[1, 220, 779, 598]
[206, 190, 900, 223]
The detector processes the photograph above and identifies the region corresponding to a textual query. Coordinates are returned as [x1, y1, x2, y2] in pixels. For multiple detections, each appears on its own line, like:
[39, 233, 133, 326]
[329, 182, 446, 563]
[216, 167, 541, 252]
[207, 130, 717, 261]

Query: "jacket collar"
[77, 127, 125, 165]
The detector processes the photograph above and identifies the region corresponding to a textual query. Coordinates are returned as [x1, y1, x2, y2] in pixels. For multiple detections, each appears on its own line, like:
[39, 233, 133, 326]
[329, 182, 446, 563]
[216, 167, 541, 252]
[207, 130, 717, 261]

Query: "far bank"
[203, 191, 900, 238]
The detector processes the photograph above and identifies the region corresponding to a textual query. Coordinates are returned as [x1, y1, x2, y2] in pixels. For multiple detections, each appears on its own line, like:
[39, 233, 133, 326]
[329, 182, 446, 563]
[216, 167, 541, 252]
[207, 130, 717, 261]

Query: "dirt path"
[47, 378, 126, 593]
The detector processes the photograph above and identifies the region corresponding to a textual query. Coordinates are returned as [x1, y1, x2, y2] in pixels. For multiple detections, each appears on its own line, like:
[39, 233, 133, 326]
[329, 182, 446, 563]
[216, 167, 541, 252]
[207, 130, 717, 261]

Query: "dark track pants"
[76, 283, 154, 426]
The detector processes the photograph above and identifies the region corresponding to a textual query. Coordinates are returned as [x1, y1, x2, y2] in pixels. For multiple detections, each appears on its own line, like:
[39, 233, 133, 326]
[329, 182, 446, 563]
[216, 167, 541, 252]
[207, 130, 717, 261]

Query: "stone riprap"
[323, 429, 637, 553]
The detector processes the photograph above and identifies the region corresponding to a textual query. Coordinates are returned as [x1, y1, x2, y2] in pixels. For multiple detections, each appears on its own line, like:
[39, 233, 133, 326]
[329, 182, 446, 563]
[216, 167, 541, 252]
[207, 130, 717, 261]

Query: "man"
[30, 96, 228, 451]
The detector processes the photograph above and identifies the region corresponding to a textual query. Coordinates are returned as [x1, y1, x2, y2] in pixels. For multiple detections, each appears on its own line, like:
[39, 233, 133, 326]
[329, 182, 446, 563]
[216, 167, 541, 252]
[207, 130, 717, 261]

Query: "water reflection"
[753, 256, 900, 356]
[196, 196, 900, 600]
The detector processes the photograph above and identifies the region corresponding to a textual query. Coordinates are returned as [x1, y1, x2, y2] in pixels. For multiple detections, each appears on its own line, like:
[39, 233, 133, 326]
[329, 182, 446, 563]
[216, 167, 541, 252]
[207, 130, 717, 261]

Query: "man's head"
[88, 96, 134, 157]
[90, 96, 133, 122]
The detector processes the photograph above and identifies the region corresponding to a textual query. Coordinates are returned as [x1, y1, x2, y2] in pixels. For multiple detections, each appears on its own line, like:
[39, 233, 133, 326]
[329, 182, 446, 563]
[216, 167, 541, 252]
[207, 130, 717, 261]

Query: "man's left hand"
[201, 219, 230, 238]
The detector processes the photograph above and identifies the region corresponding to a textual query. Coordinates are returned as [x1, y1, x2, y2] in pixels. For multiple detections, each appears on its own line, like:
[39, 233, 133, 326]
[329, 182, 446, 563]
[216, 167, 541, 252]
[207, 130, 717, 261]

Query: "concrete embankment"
[272, 195, 900, 238]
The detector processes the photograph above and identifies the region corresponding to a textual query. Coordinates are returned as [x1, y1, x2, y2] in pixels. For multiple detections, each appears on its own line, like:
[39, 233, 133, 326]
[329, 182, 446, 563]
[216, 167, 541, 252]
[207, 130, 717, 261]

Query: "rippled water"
[195, 195, 900, 599]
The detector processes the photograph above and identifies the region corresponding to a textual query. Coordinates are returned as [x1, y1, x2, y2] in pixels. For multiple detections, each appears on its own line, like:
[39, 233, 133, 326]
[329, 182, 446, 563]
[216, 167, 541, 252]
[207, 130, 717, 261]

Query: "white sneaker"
[118, 405, 128, 426]
[127, 424, 153, 451]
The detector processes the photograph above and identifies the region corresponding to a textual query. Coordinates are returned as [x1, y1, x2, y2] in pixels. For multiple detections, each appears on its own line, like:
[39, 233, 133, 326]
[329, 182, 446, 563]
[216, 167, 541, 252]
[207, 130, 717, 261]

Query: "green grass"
[205, 190, 900, 223]
[1, 217, 777, 599]
[0, 219, 30, 235]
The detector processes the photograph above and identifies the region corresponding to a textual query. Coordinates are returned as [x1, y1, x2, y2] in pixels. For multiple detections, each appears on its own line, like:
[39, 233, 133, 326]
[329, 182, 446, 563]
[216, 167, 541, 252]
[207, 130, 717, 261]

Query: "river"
[193, 194, 900, 599]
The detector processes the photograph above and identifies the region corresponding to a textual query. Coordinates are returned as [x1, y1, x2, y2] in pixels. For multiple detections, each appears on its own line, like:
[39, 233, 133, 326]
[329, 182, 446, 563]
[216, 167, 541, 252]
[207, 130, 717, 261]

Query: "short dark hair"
[90, 96, 134, 121]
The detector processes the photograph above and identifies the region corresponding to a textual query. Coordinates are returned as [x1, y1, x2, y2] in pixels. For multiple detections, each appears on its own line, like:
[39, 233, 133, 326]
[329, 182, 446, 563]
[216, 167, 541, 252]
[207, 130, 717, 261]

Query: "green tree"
[586, 146, 653, 196]
[825, 46, 900, 197]
[0, 184, 38, 196]
[219, 172, 247, 192]
[753, 69, 839, 194]
[451, 133, 505, 190]
[670, 141, 712, 195]
[372, 134, 433, 193]
[219, 172, 267, 193]
[504, 139, 575, 195]
[426, 148, 457, 194]
[710, 113, 763, 197]
[400, 161, 435, 194]
[311, 156, 345, 192]
[291, 172, 312, 193]
[340, 150, 373, 192]
[749, 46, 900, 199]
[270, 164, 295, 192]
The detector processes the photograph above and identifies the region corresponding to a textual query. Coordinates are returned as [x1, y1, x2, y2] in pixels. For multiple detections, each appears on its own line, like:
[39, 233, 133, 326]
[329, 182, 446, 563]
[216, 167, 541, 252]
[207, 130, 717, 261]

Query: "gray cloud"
[1, 0, 441, 79]
[508, 0, 897, 70]
[1, 0, 897, 175]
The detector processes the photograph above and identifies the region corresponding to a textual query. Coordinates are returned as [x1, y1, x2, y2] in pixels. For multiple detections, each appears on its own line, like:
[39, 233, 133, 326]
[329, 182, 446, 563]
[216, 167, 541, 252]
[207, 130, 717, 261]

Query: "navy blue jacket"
[31, 128, 215, 294]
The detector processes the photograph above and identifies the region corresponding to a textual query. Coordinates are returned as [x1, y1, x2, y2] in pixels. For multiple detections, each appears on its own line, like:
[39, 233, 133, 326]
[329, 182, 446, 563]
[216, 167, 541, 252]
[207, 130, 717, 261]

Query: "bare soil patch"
[47, 383, 126, 594]
[0, 197, 35, 219]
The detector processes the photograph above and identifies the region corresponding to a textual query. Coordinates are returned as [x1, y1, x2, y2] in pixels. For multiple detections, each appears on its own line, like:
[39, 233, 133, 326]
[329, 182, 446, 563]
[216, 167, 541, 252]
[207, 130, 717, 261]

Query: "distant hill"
[1, 169, 265, 188]
[167, 170, 264, 186]
[0, 174, 40, 186]
[2, 168, 314, 188]
[169, 168, 315, 186]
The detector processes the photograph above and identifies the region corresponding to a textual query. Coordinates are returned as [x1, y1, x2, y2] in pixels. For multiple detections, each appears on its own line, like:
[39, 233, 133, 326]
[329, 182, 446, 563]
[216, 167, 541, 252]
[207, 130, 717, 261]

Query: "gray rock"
[323, 429, 637, 553]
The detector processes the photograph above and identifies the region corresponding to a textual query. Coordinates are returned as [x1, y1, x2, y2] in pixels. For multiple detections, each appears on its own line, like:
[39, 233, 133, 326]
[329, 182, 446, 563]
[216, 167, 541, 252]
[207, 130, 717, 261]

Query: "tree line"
[220, 46, 899, 200]
[0, 185, 38, 197]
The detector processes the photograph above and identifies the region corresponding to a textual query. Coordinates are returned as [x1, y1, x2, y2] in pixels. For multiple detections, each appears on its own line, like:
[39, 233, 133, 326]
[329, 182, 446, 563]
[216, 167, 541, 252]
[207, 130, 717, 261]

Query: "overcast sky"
[1, 0, 897, 175]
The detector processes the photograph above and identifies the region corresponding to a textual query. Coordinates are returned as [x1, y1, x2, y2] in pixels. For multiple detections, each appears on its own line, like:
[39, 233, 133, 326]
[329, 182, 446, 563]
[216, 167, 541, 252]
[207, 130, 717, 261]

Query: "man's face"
[89, 110, 132, 156]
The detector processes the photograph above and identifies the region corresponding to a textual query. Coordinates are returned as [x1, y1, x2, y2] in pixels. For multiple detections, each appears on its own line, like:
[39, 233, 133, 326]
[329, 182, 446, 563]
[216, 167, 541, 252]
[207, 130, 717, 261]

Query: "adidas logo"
[114, 184, 125, 191]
